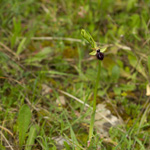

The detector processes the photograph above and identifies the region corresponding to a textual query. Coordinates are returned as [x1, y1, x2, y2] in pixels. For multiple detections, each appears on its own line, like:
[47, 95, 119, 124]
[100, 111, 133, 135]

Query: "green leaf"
[89, 51, 96, 55]
[17, 38, 26, 55]
[111, 65, 120, 83]
[64, 141, 71, 150]
[113, 87, 122, 95]
[128, 53, 147, 79]
[25, 47, 52, 64]
[18, 104, 32, 147]
[0, 144, 6, 150]
[134, 137, 145, 150]
[70, 127, 79, 146]
[81, 29, 96, 48]
[25, 125, 39, 150]
[11, 17, 21, 48]
[120, 84, 135, 91]
[64, 113, 79, 148]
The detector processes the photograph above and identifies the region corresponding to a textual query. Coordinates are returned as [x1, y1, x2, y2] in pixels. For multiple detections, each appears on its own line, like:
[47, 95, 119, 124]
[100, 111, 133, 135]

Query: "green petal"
[89, 51, 96, 55]
[100, 47, 107, 53]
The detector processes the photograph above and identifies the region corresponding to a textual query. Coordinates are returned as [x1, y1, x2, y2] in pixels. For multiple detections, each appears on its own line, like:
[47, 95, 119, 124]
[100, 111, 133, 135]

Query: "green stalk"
[88, 60, 101, 145]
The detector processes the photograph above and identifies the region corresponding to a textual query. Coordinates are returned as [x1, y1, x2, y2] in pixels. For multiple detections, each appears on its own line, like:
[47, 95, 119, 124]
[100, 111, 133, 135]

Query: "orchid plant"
[81, 29, 107, 147]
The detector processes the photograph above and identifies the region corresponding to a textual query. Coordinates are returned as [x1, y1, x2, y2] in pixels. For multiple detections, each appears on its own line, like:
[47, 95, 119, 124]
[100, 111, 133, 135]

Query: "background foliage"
[0, 0, 150, 149]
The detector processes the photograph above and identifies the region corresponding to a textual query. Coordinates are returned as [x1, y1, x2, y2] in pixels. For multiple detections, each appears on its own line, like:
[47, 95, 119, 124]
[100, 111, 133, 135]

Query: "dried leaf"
[42, 84, 53, 95]
[56, 96, 66, 106]
[146, 84, 150, 96]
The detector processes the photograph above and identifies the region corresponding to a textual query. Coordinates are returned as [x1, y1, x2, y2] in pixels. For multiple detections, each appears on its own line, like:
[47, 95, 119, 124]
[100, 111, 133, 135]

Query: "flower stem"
[88, 61, 101, 146]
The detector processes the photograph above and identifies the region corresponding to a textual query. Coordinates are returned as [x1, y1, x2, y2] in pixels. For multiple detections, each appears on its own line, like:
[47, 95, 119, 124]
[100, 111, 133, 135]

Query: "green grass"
[0, 0, 150, 149]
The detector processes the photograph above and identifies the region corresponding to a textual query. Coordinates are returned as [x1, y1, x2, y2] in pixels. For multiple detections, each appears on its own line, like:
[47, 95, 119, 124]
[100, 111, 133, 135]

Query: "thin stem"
[88, 60, 101, 146]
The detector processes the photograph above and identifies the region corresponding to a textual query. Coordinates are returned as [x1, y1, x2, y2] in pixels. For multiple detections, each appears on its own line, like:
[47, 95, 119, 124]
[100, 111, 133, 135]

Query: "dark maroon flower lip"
[96, 49, 104, 60]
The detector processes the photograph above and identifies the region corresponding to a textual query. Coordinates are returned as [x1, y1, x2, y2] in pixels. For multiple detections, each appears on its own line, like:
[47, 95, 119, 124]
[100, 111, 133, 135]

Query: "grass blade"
[25, 125, 39, 150]
[17, 38, 26, 55]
